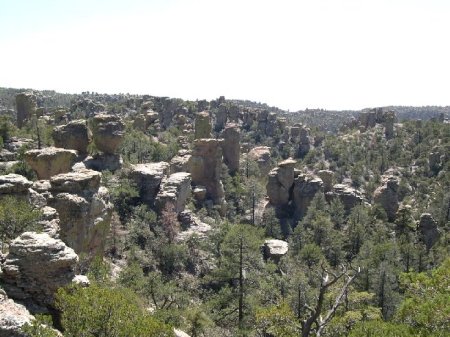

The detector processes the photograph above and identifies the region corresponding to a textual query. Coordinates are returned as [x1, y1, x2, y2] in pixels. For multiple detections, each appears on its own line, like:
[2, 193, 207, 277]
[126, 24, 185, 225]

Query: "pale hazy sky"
[1, 0, 449, 111]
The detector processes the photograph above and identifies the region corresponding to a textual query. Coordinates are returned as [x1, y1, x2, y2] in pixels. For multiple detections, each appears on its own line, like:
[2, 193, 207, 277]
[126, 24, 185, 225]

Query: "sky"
[1, 0, 449, 111]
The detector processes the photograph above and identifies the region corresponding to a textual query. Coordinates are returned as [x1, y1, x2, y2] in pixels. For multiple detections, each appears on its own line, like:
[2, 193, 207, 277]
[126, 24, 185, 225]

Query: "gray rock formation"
[266, 158, 296, 206]
[317, 170, 334, 192]
[155, 172, 191, 213]
[48, 169, 112, 254]
[221, 123, 240, 174]
[248, 146, 271, 176]
[0, 174, 32, 195]
[194, 111, 212, 139]
[1, 232, 78, 308]
[262, 239, 288, 263]
[52, 119, 92, 154]
[293, 174, 323, 219]
[189, 139, 225, 210]
[91, 114, 125, 154]
[325, 184, 363, 214]
[25, 147, 77, 180]
[373, 176, 399, 222]
[215, 103, 228, 131]
[418, 213, 440, 250]
[0, 290, 32, 337]
[15, 92, 37, 128]
[297, 126, 311, 158]
[130, 162, 170, 206]
[170, 150, 192, 174]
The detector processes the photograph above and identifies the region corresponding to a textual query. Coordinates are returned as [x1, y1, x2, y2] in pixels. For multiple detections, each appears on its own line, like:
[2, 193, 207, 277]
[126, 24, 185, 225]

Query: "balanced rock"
[1, 232, 78, 308]
[418, 213, 440, 250]
[155, 172, 191, 213]
[52, 119, 91, 154]
[25, 147, 77, 180]
[221, 123, 240, 174]
[293, 174, 323, 219]
[373, 176, 399, 222]
[266, 158, 296, 206]
[194, 111, 212, 139]
[91, 114, 125, 154]
[130, 162, 169, 206]
[15, 92, 37, 128]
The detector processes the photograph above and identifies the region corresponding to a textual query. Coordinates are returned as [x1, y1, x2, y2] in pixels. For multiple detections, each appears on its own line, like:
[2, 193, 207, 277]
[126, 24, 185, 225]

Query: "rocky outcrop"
[248, 146, 271, 176]
[221, 123, 240, 174]
[297, 125, 311, 158]
[130, 162, 169, 206]
[194, 111, 212, 139]
[263, 239, 288, 262]
[1, 232, 78, 308]
[25, 147, 77, 180]
[170, 150, 192, 174]
[383, 111, 396, 139]
[266, 159, 296, 206]
[0, 290, 33, 337]
[358, 108, 397, 138]
[15, 92, 37, 128]
[155, 172, 191, 213]
[373, 176, 399, 222]
[189, 139, 225, 210]
[325, 184, 363, 214]
[215, 103, 228, 131]
[176, 210, 212, 241]
[91, 114, 125, 154]
[317, 170, 334, 192]
[0, 174, 32, 195]
[52, 119, 92, 154]
[293, 174, 323, 219]
[48, 169, 112, 254]
[418, 213, 440, 250]
[82, 153, 123, 172]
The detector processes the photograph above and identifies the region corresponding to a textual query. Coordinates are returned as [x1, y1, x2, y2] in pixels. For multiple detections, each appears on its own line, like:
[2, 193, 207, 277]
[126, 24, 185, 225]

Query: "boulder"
[1, 232, 78, 308]
[83, 153, 123, 172]
[325, 184, 363, 214]
[91, 114, 125, 154]
[221, 123, 240, 174]
[0, 291, 33, 337]
[317, 170, 334, 192]
[373, 176, 399, 221]
[15, 92, 37, 128]
[25, 147, 77, 180]
[418, 213, 440, 250]
[0, 174, 32, 195]
[266, 159, 296, 206]
[194, 111, 212, 139]
[52, 119, 92, 154]
[170, 150, 192, 174]
[293, 174, 323, 219]
[155, 172, 191, 213]
[130, 162, 169, 206]
[248, 146, 271, 176]
[263, 239, 288, 262]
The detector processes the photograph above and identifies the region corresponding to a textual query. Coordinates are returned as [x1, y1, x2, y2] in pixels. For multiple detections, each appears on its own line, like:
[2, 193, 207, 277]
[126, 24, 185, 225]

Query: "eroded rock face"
[263, 239, 288, 262]
[373, 176, 399, 222]
[48, 169, 112, 254]
[52, 119, 91, 154]
[194, 111, 212, 139]
[0, 174, 32, 195]
[130, 162, 170, 206]
[326, 184, 363, 214]
[248, 146, 271, 176]
[317, 170, 334, 192]
[25, 147, 77, 180]
[297, 126, 311, 158]
[155, 172, 191, 213]
[15, 92, 37, 128]
[293, 174, 323, 219]
[418, 213, 440, 250]
[189, 139, 225, 207]
[267, 159, 296, 206]
[221, 123, 240, 174]
[1, 232, 78, 308]
[170, 150, 192, 174]
[0, 291, 33, 337]
[91, 114, 125, 154]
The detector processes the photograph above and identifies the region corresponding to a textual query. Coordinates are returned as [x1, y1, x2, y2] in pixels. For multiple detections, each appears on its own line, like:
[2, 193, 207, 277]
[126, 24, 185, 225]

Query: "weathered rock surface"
[52, 119, 92, 154]
[0, 174, 32, 195]
[190, 139, 225, 208]
[326, 184, 363, 213]
[82, 153, 123, 172]
[194, 111, 212, 139]
[263, 239, 288, 262]
[130, 162, 169, 206]
[25, 147, 77, 180]
[0, 290, 33, 337]
[170, 150, 192, 174]
[373, 176, 399, 221]
[176, 210, 212, 241]
[317, 170, 334, 192]
[155, 172, 191, 213]
[48, 169, 112, 254]
[91, 114, 125, 154]
[1, 232, 78, 308]
[293, 174, 323, 219]
[248, 146, 271, 176]
[15, 92, 37, 128]
[267, 159, 296, 206]
[221, 123, 240, 174]
[418, 213, 440, 250]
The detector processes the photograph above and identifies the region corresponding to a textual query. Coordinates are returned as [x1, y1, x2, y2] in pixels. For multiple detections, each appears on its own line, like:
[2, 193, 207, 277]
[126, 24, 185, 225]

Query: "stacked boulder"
[25, 147, 77, 180]
[155, 172, 192, 213]
[293, 174, 324, 219]
[373, 175, 400, 222]
[130, 162, 170, 206]
[266, 158, 296, 206]
[52, 119, 92, 154]
[248, 146, 271, 176]
[194, 111, 212, 139]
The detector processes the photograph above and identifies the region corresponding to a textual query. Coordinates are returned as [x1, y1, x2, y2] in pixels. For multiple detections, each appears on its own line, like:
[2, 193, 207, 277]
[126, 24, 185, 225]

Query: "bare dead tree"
[301, 263, 360, 337]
